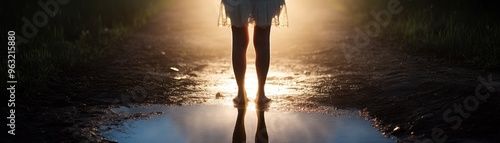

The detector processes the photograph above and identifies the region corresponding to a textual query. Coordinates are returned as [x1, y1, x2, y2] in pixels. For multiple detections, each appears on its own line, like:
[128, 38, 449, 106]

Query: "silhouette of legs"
[255, 110, 269, 143]
[232, 108, 247, 143]
[254, 26, 271, 104]
[231, 26, 271, 104]
[231, 26, 249, 104]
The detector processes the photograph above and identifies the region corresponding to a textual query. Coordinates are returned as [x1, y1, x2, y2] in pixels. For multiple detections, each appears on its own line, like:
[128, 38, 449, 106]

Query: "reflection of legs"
[255, 110, 268, 143]
[232, 26, 249, 104]
[232, 108, 247, 143]
[254, 26, 271, 103]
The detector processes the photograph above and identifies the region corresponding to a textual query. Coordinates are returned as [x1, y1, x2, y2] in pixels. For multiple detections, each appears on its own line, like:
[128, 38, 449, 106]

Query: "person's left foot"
[256, 93, 271, 104]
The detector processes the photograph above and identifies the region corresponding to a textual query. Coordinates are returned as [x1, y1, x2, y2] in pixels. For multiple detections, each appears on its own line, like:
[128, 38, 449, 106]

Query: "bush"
[0, 0, 169, 95]
[333, 0, 499, 68]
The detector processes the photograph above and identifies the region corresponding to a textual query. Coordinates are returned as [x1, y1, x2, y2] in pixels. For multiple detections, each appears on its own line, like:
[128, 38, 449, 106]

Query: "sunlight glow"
[208, 63, 303, 110]
[180, 0, 341, 110]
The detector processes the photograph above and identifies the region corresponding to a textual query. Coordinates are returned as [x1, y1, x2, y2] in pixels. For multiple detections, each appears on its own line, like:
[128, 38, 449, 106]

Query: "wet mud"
[13, 0, 500, 142]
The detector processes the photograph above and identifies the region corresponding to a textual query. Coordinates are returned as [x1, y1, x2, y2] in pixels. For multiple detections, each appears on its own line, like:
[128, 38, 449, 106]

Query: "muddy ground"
[8, 0, 500, 143]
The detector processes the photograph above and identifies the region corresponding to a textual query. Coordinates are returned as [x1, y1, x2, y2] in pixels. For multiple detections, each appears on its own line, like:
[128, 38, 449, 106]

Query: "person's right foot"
[233, 91, 248, 105]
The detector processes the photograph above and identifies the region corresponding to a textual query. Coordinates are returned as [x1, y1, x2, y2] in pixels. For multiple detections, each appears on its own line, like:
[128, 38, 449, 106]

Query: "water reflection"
[255, 109, 269, 143]
[102, 105, 395, 143]
[233, 108, 247, 143]
[233, 104, 270, 143]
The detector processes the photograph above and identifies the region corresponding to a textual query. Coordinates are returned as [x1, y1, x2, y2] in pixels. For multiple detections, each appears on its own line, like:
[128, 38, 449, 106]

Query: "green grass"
[332, 0, 500, 68]
[388, 8, 499, 68]
[0, 0, 170, 96]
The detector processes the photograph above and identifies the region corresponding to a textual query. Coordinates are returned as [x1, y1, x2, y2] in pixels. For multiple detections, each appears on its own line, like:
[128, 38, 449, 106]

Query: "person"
[218, 0, 288, 104]
[232, 104, 270, 143]
[232, 108, 247, 143]
[255, 109, 269, 143]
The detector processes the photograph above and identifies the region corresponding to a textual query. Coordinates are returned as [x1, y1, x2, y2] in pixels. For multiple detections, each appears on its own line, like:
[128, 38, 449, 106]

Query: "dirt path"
[13, 0, 500, 142]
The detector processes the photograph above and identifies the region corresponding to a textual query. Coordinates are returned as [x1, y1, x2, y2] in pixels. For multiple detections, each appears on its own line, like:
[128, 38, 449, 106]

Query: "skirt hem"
[217, 0, 289, 28]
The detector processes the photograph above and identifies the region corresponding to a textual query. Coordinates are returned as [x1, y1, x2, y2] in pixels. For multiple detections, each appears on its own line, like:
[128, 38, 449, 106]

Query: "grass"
[0, 0, 170, 96]
[332, 0, 500, 68]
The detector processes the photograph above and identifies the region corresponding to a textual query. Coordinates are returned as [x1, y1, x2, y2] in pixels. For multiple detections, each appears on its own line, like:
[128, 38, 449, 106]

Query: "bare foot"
[233, 97, 249, 104]
[256, 92, 271, 104]
[233, 91, 248, 105]
[256, 96, 271, 104]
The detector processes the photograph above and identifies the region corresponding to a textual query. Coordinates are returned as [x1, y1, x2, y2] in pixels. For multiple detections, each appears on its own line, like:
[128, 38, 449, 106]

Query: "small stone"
[170, 67, 179, 72]
[215, 92, 223, 99]
[304, 71, 311, 75]
[391, 126, 405, 135]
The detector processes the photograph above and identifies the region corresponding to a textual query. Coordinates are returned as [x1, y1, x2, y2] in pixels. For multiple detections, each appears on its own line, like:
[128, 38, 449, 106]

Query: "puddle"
[100, 105, 395, 143]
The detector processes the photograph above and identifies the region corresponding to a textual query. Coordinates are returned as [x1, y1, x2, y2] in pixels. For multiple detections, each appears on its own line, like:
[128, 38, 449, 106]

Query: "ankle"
[237, 89, 246, 97]
[257, 90, 265, 95]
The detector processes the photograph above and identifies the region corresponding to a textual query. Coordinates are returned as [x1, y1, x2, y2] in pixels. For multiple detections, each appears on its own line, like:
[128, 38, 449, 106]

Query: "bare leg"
[232, 26, 249, 104]
[254, 26, 271, 103]
[232, 108, 247, 143]
[255, 110, 269, 143]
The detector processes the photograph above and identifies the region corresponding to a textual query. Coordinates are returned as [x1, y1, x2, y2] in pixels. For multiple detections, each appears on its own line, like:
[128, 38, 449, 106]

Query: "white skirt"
[218, 0, 289, 28]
